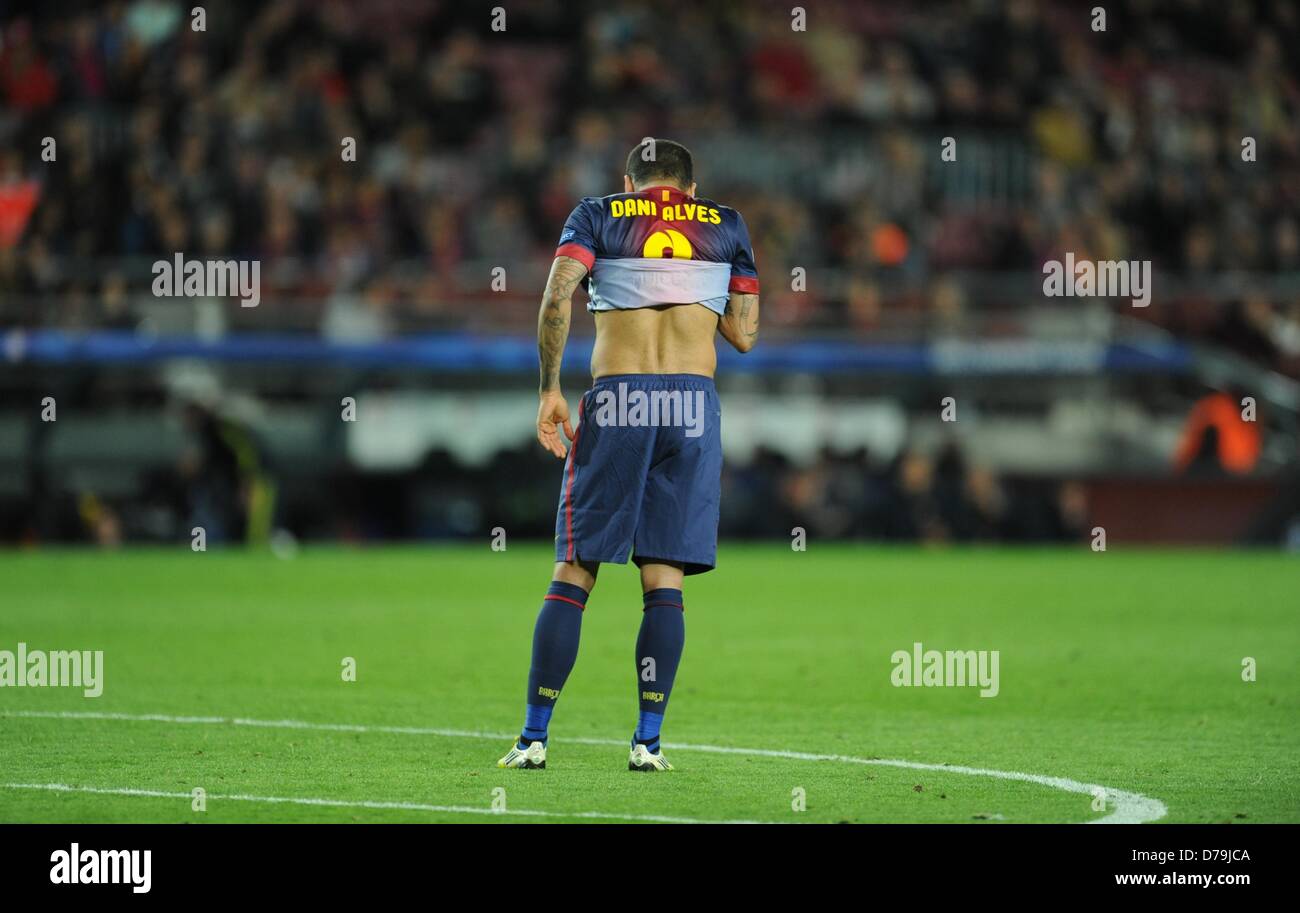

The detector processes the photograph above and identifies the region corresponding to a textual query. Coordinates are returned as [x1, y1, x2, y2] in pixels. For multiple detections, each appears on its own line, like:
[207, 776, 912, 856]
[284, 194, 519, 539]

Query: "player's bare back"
[591, 304, 720, 379]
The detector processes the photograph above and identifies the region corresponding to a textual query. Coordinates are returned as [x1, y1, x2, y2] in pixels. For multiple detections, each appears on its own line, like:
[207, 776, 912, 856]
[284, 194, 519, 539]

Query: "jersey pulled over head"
[554, 139, 759, 316]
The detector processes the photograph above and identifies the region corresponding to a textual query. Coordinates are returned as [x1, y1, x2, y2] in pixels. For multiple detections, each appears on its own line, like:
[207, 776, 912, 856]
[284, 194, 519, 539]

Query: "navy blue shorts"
[554, 374, 722, 575]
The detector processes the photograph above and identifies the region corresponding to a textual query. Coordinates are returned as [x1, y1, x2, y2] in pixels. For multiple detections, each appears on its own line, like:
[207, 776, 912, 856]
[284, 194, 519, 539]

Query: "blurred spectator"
[1174, 388, 1262, 476]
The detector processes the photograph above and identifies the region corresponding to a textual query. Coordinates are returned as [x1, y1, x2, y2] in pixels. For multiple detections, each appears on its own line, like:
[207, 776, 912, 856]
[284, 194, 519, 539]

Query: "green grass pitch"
[1, 544, 1296, 823]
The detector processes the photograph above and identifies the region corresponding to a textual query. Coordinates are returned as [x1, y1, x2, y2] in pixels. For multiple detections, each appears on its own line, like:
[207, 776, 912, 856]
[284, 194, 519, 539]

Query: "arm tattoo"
[735, 293, 758, 340]
[724, 293, 759, 341]
[538, 256, 588, 392]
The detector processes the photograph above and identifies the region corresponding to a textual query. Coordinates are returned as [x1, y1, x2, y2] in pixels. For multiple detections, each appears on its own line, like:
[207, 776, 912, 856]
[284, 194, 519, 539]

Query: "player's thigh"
[554, 396, 654, 566]
[634, 387, 723, 573]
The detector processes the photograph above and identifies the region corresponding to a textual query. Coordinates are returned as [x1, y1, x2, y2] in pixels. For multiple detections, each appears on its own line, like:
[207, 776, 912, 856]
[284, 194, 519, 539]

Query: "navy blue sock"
[634, 588, 685, 750]
[520, 581, 587, 747]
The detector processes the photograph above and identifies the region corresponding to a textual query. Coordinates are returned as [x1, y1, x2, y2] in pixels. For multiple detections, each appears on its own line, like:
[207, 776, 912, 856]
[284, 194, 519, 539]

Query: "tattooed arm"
[536, 255, 589, 458]
[718, 291, 759, 353]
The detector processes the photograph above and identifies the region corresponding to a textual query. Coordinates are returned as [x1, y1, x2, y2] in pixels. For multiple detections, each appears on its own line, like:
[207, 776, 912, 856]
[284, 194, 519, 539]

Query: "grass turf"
[0, 544, 1296, 823]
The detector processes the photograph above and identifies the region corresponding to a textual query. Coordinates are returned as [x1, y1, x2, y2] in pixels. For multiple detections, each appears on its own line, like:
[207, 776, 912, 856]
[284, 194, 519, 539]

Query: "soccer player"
[498, 139, 760, 772]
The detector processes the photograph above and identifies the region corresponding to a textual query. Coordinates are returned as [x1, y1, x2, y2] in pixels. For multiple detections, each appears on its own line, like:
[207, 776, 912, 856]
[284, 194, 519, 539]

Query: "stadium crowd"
[3, 1, 1299, 546]
[1, 0, 1298, 372]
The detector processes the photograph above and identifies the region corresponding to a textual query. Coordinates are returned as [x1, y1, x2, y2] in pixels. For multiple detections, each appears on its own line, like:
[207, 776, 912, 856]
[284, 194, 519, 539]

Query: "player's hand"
[537, 391, 575, 459]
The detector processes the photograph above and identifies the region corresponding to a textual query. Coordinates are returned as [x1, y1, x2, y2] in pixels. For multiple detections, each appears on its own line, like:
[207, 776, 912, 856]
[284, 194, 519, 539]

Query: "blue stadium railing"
[0, 329, 1192, 375]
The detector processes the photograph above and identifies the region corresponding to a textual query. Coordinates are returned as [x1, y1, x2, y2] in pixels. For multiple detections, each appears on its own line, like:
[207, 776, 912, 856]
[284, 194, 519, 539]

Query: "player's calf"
[497, 575, 594, 768]
[628, 585, 685, 771]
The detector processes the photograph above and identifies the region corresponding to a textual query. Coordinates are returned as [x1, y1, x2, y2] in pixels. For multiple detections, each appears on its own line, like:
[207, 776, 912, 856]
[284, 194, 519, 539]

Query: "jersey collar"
[638, 184, 694, 202]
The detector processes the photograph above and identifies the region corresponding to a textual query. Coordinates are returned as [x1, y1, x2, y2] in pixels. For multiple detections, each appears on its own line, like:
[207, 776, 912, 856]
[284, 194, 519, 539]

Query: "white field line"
[1, 709, 1167, 824]
[0, 782, 753, 824]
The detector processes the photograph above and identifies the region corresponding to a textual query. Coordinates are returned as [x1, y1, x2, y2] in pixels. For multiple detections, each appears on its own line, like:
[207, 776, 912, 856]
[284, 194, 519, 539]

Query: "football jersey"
[553, 185, 759, 316]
